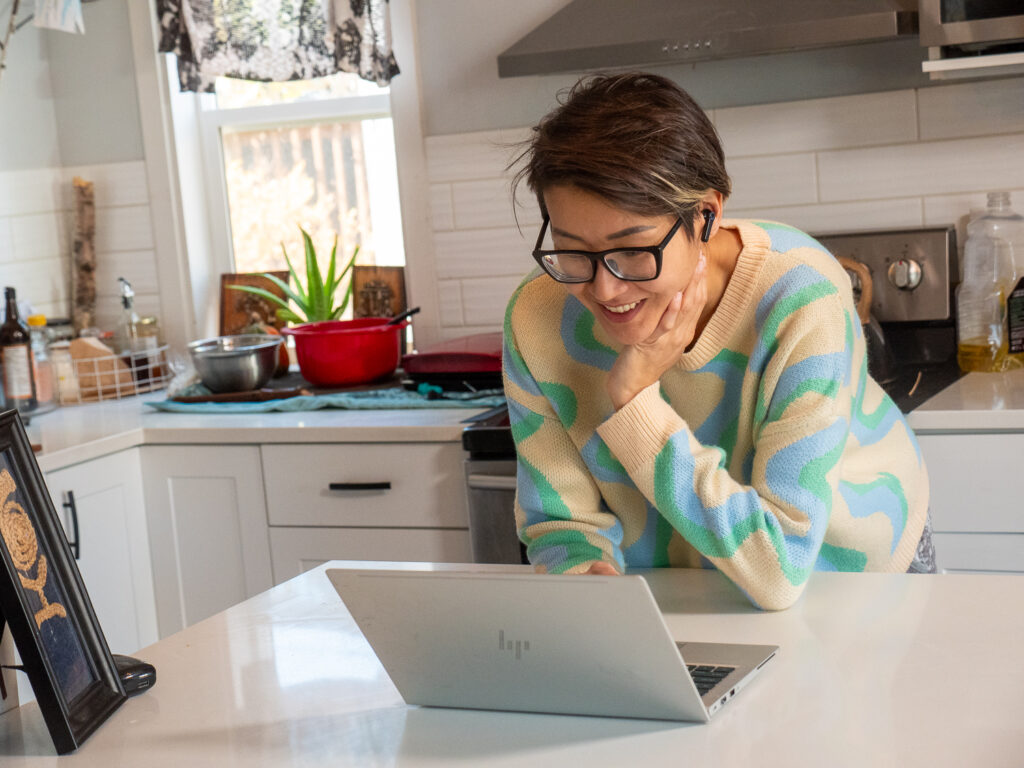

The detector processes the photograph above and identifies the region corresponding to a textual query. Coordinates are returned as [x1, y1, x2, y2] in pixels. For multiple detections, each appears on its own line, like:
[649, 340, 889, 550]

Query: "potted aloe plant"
[229, 227, 358, 376]
[230, 226, 358, 324]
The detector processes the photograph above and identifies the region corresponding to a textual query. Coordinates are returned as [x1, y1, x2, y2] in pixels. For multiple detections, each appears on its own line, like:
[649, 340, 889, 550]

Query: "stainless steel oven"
[462, 406, 526, 564]
[920, 0, 1024, 48]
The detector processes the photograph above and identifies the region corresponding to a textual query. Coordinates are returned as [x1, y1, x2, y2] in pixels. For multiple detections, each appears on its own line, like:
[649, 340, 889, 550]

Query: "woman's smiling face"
[542, 184, 702, 346]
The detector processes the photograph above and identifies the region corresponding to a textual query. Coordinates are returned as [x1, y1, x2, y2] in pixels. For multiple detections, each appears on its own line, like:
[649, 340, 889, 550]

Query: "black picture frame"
[0, 409, 125, 754]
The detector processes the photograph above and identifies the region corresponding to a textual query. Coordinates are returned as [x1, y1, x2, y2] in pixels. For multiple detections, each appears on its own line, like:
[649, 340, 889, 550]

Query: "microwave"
[920, 0, 1024, 49]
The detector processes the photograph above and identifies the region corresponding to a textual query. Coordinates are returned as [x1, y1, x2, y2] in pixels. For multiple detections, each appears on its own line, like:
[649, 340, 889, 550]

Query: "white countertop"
[24, 395, 489, 473]
[907, 369, 1024, 433]
[20, 367, 1024, 473]
[1, 562, 1022, 766]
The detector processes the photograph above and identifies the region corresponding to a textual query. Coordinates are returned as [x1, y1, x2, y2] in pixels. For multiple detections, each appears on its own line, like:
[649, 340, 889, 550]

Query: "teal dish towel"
[146, 387, 505, 413]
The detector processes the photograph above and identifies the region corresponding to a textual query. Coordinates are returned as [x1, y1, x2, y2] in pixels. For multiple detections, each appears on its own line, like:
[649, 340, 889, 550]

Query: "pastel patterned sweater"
[502, 219, 929, 610]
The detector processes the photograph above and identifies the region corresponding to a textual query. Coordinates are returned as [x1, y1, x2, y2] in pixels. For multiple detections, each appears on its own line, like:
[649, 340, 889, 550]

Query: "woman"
[502, 72, 933, 611]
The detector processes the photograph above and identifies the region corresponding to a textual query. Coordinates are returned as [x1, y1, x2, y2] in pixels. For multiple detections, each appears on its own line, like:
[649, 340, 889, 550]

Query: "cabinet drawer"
[918, 434, 1024, 533]
[262, 443, 469, 528]
[269, 526, 472, 584]
[933, 533, 1024, 574]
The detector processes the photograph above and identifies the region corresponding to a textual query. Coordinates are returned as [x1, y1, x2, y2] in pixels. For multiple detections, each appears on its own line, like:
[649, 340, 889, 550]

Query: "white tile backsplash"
[729, 197, 925, 236]
[425, 76, 1024, 339]
[726, 153, 819, 210]
[917, 77, 1024, 141]
[10, 212, 64, 261]
[0, 162, 160, 328]
[818, 133, 1024, 202]
[716, 90, 918, 157]
[461, 275, 525, 327]
[433, 227, 533, 280]
[429, 183, 455, 231]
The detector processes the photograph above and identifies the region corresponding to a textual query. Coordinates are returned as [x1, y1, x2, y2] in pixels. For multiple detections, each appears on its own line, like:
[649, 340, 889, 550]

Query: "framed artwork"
[0, 410, 125, 754]
[219, 271, 290, 335]
[352, 266, 407, 319]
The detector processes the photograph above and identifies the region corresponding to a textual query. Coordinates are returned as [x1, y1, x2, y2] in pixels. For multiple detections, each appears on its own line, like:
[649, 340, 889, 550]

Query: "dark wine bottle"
[1, 286, 37, 412]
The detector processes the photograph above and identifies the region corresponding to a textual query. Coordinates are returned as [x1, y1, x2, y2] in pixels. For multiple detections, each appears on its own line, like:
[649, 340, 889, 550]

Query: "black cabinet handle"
[62, 491, 80, 560]
[328, 482, 392, 491]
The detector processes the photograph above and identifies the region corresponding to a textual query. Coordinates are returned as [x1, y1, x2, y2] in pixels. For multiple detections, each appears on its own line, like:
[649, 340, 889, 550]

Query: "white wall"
[0, 0, 159, 331]
[425, 77, 1024, 340]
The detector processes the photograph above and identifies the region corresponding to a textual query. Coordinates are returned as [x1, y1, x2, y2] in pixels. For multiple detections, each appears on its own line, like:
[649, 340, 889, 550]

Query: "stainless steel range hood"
[498, 0, 919, 78]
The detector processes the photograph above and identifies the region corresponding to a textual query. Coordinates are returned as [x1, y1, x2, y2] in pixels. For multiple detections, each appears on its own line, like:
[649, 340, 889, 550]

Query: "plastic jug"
[956, 191, 1024, 372]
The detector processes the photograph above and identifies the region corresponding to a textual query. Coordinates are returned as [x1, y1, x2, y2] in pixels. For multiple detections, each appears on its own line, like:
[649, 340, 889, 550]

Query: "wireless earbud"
[700, 210, 716, 243]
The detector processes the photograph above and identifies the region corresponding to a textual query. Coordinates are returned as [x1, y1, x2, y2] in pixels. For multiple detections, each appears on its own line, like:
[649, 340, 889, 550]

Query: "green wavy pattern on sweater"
[595, 440, 626, 476]
[510, 408, 544, 445]
[818, 541, 868, 571]
[653, 440, 812, 586]
[530, 529, 606, 571]
[767, 378, 841, 423]
[574, 311, 617, 357]
[519, 456, 572, 527]
[798, 436, 845, 511]
[503, 279, 534, 384]
[754, 281, 839, 427]
[538, 381, 578, 429]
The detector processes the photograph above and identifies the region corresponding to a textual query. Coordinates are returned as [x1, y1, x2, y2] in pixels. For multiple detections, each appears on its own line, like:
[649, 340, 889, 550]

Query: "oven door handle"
[466, 474, 518, 491]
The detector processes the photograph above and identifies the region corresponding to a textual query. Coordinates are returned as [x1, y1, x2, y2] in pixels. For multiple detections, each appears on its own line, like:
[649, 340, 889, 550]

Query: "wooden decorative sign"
[352, 266, 407, 319]
[0, 409, 125, 754]
[219, 271, 291, 335]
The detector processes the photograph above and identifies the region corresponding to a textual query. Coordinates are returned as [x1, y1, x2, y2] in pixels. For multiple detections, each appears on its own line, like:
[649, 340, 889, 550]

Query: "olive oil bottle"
[956, 192, 1024, 373]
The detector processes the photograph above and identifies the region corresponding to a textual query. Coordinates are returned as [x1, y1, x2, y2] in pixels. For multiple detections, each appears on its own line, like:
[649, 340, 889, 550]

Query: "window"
[198, 72, 405, 318]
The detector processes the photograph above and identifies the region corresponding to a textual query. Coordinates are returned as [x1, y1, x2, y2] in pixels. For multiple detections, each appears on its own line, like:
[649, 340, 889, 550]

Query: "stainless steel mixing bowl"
[187, 334, 283, 393]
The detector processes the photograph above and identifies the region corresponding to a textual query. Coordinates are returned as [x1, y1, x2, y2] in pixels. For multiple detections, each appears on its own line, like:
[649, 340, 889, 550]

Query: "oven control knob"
[888, 258, 922, 291]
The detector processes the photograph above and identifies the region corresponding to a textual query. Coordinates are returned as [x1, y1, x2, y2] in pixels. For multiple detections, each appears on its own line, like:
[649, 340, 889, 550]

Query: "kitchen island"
[1, 561, 1022, 766]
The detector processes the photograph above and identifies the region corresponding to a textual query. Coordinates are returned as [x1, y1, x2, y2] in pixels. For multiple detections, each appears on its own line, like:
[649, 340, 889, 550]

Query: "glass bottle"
[27, 314, 56, 411]
[0, 286, 37, 413]
[115, 277, 140, 357]
[956, 191, 1024, 372]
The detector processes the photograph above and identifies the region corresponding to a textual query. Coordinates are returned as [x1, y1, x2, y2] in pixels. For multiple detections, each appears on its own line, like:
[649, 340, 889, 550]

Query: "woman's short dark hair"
[511, 72, 731, 242]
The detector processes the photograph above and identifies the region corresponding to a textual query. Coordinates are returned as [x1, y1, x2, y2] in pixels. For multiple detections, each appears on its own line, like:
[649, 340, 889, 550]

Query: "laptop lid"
[327, 568, 769, 722]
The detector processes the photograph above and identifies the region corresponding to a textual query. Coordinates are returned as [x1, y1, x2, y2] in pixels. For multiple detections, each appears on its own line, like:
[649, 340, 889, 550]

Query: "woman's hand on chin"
[606, 252, 708, 409]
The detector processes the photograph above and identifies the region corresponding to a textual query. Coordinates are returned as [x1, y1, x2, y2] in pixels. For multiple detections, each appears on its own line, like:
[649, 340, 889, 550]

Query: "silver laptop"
[326, 568, 777, 722]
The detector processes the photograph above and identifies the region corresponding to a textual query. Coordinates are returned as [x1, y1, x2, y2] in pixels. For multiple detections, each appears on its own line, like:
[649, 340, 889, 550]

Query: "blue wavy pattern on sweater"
[622, 499, 664, 565]
[839, 477, 907, 554]
[561, 296, 617, 371]
[580, 433, 633, 486]
[502, 334, 542, 397]
[692, 352, 748, 452]
[767, 420, 850, 569]
[754, 221, 825, 254]
[751, 264, 836, 371]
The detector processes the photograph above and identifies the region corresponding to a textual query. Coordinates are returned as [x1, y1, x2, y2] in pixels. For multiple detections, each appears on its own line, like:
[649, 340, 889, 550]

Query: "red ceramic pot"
[282, 318, 410, 387]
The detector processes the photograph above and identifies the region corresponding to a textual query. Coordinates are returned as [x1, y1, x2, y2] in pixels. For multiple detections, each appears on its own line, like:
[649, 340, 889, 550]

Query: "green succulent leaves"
[229, 226, 358, 324]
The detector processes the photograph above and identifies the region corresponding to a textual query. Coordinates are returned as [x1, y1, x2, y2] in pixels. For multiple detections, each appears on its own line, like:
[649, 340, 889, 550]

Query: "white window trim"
[195, 91, 394, 303]
[126, 0, 442, 348]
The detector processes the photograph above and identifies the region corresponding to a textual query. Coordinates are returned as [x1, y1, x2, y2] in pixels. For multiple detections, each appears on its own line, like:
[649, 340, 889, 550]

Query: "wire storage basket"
[54, 344, 173, 405]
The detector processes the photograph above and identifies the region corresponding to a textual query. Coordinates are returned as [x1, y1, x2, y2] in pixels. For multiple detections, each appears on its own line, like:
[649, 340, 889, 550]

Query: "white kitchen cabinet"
[140, 445, 273, 637]
[917, 433, 1024, 573]
[261, 442, 471, 583]
[44, 448, 158, 655]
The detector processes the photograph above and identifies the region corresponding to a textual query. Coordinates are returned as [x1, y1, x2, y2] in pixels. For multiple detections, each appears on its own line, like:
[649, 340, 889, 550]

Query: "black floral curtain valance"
[156, 0, 400, 92]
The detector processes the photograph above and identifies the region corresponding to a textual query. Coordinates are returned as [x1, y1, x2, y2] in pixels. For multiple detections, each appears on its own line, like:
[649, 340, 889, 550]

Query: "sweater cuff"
[596, 382, 687, 474]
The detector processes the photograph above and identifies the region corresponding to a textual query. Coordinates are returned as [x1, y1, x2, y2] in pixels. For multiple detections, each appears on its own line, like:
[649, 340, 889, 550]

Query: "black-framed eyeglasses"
[531, 216, 683, 283]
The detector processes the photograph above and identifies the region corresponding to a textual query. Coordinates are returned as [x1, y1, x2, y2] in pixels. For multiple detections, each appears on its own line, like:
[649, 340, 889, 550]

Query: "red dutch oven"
[282, 318, 410, 387]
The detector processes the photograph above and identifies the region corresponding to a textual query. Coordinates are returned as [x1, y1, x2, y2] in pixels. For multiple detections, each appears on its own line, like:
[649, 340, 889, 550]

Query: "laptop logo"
[498, 630, 530, 660]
